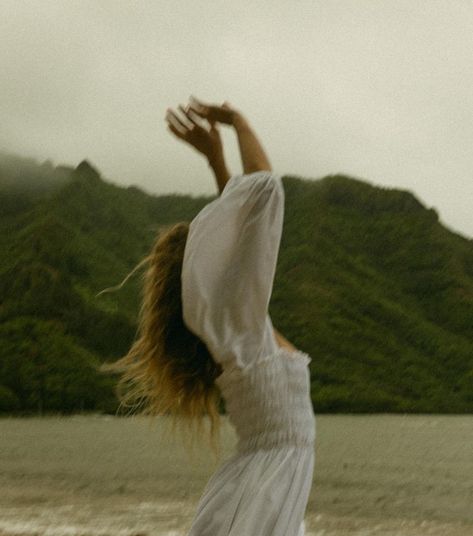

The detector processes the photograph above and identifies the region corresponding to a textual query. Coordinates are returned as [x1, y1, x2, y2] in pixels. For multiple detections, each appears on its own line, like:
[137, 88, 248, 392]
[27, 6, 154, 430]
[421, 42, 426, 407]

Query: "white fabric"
[181, 171, 316, 535]
[182, 171, 284, 369]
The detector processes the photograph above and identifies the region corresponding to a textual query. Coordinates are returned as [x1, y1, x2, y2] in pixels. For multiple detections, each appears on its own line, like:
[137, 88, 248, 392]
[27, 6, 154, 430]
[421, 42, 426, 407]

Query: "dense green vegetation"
[0, 150, 472, 414]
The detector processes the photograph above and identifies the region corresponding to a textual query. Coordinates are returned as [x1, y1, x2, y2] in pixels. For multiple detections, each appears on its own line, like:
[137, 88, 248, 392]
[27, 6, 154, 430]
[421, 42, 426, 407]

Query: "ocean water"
[0, 414, 471, 535]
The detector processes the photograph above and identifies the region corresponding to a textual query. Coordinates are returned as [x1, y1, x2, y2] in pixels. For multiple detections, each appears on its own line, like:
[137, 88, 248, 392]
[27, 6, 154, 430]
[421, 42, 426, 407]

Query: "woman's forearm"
[208, 153, 231, 195]
[233, 113, 272, 174]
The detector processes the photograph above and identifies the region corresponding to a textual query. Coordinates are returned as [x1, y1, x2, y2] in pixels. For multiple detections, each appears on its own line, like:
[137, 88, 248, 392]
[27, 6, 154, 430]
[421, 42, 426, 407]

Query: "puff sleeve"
[181, 171, 285, 369]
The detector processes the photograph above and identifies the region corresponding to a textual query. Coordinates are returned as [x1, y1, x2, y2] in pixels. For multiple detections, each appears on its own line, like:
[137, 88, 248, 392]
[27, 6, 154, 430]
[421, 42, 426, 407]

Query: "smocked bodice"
[215, 347, 316, 455]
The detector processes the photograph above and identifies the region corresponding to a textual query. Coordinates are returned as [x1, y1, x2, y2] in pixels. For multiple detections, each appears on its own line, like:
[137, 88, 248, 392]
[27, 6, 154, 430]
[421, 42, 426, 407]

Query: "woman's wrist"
[208, 153, 231, 194]
[232, 111, 250, 131]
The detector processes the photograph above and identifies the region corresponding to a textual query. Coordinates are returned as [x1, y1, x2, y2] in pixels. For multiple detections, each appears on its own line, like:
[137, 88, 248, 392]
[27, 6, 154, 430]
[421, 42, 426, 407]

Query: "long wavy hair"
[98, 222, 224, 461]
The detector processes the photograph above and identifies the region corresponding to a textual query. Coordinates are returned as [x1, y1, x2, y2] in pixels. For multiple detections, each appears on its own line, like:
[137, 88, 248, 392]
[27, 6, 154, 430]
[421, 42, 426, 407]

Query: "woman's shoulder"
[221, 170, 283, 197]
[188, 170, 283, 233]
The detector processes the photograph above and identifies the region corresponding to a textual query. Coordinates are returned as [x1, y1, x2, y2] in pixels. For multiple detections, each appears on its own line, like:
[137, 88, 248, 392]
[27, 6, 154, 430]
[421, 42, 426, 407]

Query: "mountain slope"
[273, 174, 473, 411]
[0, 153, 472, 414]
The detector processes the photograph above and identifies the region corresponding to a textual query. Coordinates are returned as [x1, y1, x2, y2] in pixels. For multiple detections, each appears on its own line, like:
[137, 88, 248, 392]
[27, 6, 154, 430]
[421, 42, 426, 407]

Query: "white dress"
[181, 171, 316, 536]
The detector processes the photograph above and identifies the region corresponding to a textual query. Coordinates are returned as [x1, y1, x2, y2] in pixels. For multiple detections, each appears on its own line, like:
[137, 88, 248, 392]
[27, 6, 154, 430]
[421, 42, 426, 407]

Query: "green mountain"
[0, 151, 472, 414]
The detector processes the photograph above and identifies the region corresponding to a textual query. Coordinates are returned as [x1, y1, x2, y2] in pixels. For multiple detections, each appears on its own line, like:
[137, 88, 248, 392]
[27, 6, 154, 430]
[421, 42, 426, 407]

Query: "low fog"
[1, 0, 472, 238]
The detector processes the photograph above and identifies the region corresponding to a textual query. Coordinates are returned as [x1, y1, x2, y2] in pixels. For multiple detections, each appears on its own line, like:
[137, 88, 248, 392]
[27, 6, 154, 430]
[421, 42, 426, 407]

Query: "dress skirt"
[186, 443, 315, 536]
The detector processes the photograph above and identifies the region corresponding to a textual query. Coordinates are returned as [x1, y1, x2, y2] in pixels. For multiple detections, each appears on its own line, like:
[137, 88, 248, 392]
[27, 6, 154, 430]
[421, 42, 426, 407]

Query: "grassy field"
[0, 414, 472, 535]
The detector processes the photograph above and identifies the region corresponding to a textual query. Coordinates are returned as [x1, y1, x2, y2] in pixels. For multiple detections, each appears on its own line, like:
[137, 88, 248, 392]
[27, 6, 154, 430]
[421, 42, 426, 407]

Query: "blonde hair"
[99, 222, 224, 462]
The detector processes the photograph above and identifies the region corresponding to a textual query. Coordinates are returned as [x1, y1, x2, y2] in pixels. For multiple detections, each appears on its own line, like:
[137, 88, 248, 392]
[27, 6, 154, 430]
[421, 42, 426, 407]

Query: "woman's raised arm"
[233, 112, 272, 174]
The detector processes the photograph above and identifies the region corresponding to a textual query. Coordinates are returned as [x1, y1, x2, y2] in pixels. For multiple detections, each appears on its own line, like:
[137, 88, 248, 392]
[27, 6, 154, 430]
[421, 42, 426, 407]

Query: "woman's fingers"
[166, 110, 193, 142]
[188, 96, 209, 118]
[166, 109, 185, 129]
[176, 105, 195, 129]
[166, 121, 186, 140]
[187, 105, 207, 119]
[172, 104, 194, 130]
[178, 104, 207, 131]
[189, 95, 207, 111]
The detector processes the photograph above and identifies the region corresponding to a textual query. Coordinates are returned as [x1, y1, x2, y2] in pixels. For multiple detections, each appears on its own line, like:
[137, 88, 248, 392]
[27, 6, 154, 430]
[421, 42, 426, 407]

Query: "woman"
[102, 97, 316, 535]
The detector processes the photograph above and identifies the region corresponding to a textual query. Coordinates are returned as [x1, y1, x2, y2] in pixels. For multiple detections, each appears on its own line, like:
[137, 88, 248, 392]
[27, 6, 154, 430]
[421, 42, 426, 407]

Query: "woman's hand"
[188, 95, 241, 126]
[186, 97, 271, 173]
[165, 104, 224, 164]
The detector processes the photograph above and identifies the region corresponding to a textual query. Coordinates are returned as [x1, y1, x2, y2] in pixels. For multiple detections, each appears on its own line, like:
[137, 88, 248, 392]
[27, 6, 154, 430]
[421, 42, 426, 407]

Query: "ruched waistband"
[215, 348, 316, 454]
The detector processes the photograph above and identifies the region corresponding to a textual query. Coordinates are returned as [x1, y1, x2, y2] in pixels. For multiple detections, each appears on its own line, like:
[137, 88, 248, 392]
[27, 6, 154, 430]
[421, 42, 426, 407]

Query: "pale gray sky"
[1, 0, 472, 238]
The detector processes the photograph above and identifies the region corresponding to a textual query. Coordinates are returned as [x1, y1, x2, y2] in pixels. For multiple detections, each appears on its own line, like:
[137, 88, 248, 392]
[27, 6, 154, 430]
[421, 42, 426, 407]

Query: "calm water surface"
[0, 414, 471, 535]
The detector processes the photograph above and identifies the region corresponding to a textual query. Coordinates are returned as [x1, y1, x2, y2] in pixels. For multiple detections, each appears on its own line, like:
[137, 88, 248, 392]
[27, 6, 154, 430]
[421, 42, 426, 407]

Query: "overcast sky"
[1, 0, 472, 239]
